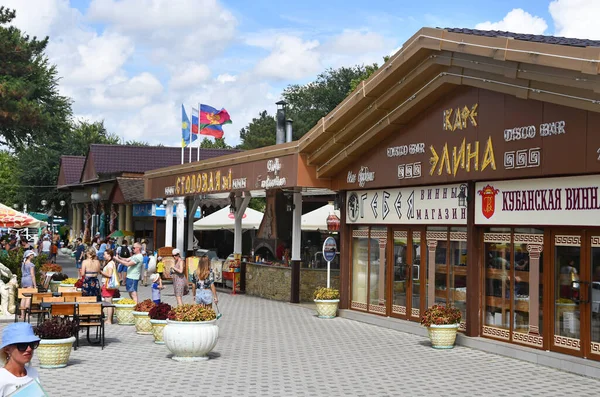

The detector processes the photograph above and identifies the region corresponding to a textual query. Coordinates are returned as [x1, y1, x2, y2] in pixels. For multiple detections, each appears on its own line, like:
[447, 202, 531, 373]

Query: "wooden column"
[339, 192, 349, 309]
[527, 244, 543, 335]
[118, 204, 126, 231]
[427, 239, 438, 307]
[466, 181, 481, 337]
[125, 204, 133, 234]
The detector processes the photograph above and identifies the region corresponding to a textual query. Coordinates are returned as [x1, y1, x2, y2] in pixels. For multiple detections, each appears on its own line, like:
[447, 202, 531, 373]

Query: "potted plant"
[163, 304, 218, 361]
[132, 299, 156, 335]
[420, 304, 462, 349]
[50, 273, 68, 293]
[59, 277, 78, 289]
[33, 317, 77, 368]
[148, 303, 172, 344]
[313, 287, 340, 318]
[114, 298, 136, 325]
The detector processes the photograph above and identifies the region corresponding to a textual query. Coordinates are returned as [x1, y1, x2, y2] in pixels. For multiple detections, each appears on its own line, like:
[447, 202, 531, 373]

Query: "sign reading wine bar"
[475, 175, 600, 226]
[346, 183, 467, 225]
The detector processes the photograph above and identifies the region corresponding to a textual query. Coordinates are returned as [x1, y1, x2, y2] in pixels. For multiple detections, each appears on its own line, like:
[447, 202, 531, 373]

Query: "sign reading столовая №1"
[475, 175, 600, 226]
[346, 183, 467, 225]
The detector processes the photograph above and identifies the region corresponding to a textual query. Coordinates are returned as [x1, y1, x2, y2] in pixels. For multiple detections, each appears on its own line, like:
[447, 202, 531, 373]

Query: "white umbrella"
[193, 205, 263, 231]
[301, 204, 340, 231]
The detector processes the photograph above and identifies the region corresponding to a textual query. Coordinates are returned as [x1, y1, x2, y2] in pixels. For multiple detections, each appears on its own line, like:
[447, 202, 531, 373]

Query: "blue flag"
[181, 105, 198, 147]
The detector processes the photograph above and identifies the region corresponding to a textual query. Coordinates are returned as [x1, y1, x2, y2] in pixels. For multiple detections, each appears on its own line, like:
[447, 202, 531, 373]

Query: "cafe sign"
[346, 183, 467, 225]
[475, 175, 600, 226]
[172, 168, 233, 197]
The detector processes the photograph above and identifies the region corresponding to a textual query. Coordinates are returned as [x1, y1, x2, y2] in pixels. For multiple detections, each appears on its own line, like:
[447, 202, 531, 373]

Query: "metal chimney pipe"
[285, 119, 293, 143]
[275, 100, 287, 145]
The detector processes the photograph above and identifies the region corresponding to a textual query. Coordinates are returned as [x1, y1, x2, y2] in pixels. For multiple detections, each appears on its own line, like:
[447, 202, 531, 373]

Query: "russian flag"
[191, 107, 199, 134]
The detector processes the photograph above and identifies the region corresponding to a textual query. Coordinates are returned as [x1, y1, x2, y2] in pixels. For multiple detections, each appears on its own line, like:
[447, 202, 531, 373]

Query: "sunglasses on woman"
[15, 341, 39, 352]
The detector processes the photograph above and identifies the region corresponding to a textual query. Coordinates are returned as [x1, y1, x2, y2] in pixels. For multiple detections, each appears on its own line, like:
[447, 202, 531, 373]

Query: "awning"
[301, 204, 340, 231]
[194, 205, 263, 231]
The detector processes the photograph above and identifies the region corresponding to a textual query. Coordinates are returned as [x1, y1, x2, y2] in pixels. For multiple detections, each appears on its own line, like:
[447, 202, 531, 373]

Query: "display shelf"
[486, 296, 530, 312]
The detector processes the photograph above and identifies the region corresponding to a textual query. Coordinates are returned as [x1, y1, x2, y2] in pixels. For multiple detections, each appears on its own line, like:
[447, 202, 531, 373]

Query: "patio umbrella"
[0, 203, 47, 228]
[108, 230, 134, 238]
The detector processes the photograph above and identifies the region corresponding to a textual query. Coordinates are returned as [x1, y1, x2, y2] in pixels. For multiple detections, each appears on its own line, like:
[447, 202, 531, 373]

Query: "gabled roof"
[57, 156, 86, 187]
[80, 144, 241, 183]
[298, 26, 600, 177]
[116, 177, 145, 203]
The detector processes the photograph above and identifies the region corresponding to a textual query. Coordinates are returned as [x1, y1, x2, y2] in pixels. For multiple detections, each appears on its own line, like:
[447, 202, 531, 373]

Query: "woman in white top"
[100, 249, 118, 324]
[0, 323, 41, 396]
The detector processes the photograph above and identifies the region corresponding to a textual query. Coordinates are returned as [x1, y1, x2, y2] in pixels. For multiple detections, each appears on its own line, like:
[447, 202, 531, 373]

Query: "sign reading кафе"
[475, 175, 600, 226]
[146, 155, 298, 199]
[347, 183, 467, 225]
[333, 87, 598, 191]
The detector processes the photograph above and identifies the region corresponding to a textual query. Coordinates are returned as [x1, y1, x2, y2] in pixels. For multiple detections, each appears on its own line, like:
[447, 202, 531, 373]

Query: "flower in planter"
[41, 263, 62, 273]
[116, 298, 136, 305]
[420, 305, 461, 327]
[61, 278, 79, 285]
[314, 287, 340, 300]
[149, 303, 172, 320]
[167, 304, 216, 322]
[34, 317, 77, 339]
[134, 299, 156, 312]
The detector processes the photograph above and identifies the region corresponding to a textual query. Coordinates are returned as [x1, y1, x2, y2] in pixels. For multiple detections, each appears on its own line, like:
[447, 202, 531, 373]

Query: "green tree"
[200, 137, 231, 149]
[347, 56, 390, 94]
[0, 151, 18, 206]
[237, 111, 276, 150]
[0, 7, 71, 147]
[124, 140, 150, 146]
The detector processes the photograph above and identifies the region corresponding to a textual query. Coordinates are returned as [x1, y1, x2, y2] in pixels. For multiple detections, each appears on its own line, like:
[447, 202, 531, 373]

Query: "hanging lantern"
[326, 212, 340, 232]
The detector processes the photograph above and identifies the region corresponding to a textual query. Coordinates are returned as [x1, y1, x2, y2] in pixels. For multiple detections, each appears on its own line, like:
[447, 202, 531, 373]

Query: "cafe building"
[295, 27, 600, 362]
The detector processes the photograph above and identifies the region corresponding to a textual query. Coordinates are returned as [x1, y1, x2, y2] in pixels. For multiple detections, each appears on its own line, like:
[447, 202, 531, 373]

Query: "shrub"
[34, 317, 77, 339]
[314, 287, 340, 300]
[167, 304, 216, 322]
[149, 303, 172, 320]
[420, 305, 461, 327]
[0, 249, 46, 282]
[41, 263, 62, 273]
[134, 299, 156, 312]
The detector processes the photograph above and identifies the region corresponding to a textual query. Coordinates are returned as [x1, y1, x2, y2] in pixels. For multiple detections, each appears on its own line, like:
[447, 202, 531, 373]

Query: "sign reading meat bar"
[346, 184, 467, 225]
[475, 175, 600, 226]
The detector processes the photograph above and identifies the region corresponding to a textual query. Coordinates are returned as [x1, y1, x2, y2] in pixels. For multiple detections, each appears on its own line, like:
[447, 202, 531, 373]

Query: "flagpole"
[189, 107, 192, 163]
[197, 103, 201, 162]
[181, 104, 184, 165]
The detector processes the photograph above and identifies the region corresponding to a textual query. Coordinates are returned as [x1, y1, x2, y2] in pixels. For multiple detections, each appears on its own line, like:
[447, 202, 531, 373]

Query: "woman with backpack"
[117, 240, 131, 286]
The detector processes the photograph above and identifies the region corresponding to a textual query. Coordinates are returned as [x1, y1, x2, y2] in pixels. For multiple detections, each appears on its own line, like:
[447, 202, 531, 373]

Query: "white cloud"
[217, 74, 237, 83]
[169, 64, 212, 90]
[254, 35, 321, 80]
[475, 8, 548, 35]
[549, 0, 600, 39]
[1, 0, 79, 39]
[325, 29, 388, 55]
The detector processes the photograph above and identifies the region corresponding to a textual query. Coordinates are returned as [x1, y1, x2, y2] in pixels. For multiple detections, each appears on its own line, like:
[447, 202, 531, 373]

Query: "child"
[150, 273, 163, 304]
[156, 256, 164, 280]
[50, 242, 58, 263]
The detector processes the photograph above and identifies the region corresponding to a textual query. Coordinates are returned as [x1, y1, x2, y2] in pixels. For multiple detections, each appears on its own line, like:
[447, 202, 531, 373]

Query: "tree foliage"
[0, 7, 71, 147]
[200, 137, 231, 149]
[238, 111, 276, 150]
[0, 151, 18, 206]
[347, 56, 390, 94]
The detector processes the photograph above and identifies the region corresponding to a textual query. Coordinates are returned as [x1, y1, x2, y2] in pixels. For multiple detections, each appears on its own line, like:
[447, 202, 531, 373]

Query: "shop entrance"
[550, 230, 600, 360]
[390, 229, 425, 321]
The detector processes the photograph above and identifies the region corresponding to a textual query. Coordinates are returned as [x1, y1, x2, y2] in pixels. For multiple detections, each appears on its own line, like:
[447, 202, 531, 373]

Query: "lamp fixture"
[458, 184, 468, 208]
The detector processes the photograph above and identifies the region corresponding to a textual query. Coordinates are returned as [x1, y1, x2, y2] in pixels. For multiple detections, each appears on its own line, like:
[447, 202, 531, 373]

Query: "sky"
[3, 0, 599, 147]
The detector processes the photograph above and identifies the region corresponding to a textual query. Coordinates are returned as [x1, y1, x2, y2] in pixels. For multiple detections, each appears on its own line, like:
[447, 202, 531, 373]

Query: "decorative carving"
[351, 301, 367, 311]
[369, 304, 386, 315]
[512, 331, 543, 347]
[412, 231, 421, 241]
[591, 342, 600, 355]
[482, 325, 510, 340]
[371, 230, 387, 239]
[449, 232, 467, 242]
[109, 204, 118, 233]
[483, 233, 511, 243]
[394, 231, 407, 239]
[458, 322, 466, 332]
[352, 229, 368, 238]
[554, 235, 581, 246]
[553, 335, 581, 350]
[591, 236, 600, 247]
[504, 147, 541, 169]
[513, 234, 544, 244]
[426, 231, 447, 240]
[392, 305, 406, 315]
[411, 308, 420, 317]
[426, 240, 438, 250]
[526, 244, 543, 259]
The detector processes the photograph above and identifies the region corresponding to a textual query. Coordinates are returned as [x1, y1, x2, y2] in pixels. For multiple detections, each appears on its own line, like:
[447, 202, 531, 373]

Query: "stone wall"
[245, 263, 340, 302]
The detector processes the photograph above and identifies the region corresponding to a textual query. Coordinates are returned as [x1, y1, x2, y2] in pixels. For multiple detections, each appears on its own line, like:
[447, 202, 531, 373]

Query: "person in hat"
[150, 273, 163, 304]
[0, 323, 41, 395]
[170, 248, 188, 307]
[19, 251, 37, 321]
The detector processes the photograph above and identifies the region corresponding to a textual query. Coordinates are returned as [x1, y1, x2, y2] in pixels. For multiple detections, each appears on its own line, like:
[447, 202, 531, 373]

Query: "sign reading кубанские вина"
[475, 175, 600, 226]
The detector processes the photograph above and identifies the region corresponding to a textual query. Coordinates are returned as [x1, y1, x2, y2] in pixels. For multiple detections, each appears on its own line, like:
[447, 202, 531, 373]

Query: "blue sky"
[4, 0, 597, 146]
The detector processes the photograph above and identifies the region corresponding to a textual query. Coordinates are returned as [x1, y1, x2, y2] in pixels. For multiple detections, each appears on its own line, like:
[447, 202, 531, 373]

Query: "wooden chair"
[77, 303, 105, 349]
[15, 288, 37, 322]
[50, 303, 78, 350]
[161, 256, 175, 280]
[42, 297, 65, 303]
[58, 286, 78, 293]
[75, 296, 98, 303]
[27, 293, 52, 324]
[62, 291, 83, 300]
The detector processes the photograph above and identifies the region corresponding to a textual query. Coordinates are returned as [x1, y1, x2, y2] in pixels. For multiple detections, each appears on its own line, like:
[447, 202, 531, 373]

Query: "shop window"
[393, 231, 408, 314]
[369, 228, 387, 315]
[351, 227, 369, 311]
[483, 228, 544, 347]
[449, 228, 467, 326]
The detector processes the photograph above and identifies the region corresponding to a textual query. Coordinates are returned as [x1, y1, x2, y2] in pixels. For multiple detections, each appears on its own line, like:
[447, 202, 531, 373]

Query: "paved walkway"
[2, 253, 600, 396]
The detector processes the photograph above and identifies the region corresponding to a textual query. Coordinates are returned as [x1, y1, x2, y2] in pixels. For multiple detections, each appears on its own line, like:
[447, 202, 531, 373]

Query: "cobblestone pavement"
[2, 253, 600, 396]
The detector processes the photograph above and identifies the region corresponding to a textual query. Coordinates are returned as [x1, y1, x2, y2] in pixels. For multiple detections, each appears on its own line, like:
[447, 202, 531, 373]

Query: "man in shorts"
[114, 242, 143, 303]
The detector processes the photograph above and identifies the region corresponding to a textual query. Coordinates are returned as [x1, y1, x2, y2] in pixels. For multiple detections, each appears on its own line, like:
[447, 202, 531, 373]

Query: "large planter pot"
[49, 280, 62, 293]
[114, 303, 136, 325]
[37, 336, 76, 369]
[132, 311, 152, 335]
[150, 319, 168, 344]
[163, 319, 219, 361]
[314, 299, 340, 319]
[59, 283, 75, 289]
[427, 324, 459, 349]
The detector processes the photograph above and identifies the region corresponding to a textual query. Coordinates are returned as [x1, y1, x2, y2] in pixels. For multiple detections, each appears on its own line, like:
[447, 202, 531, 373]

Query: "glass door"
[588, 235, 600, 360]
[410, 231, 423, 320]
[552, 232, 584, 356]
[391, 229, 423, 321]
